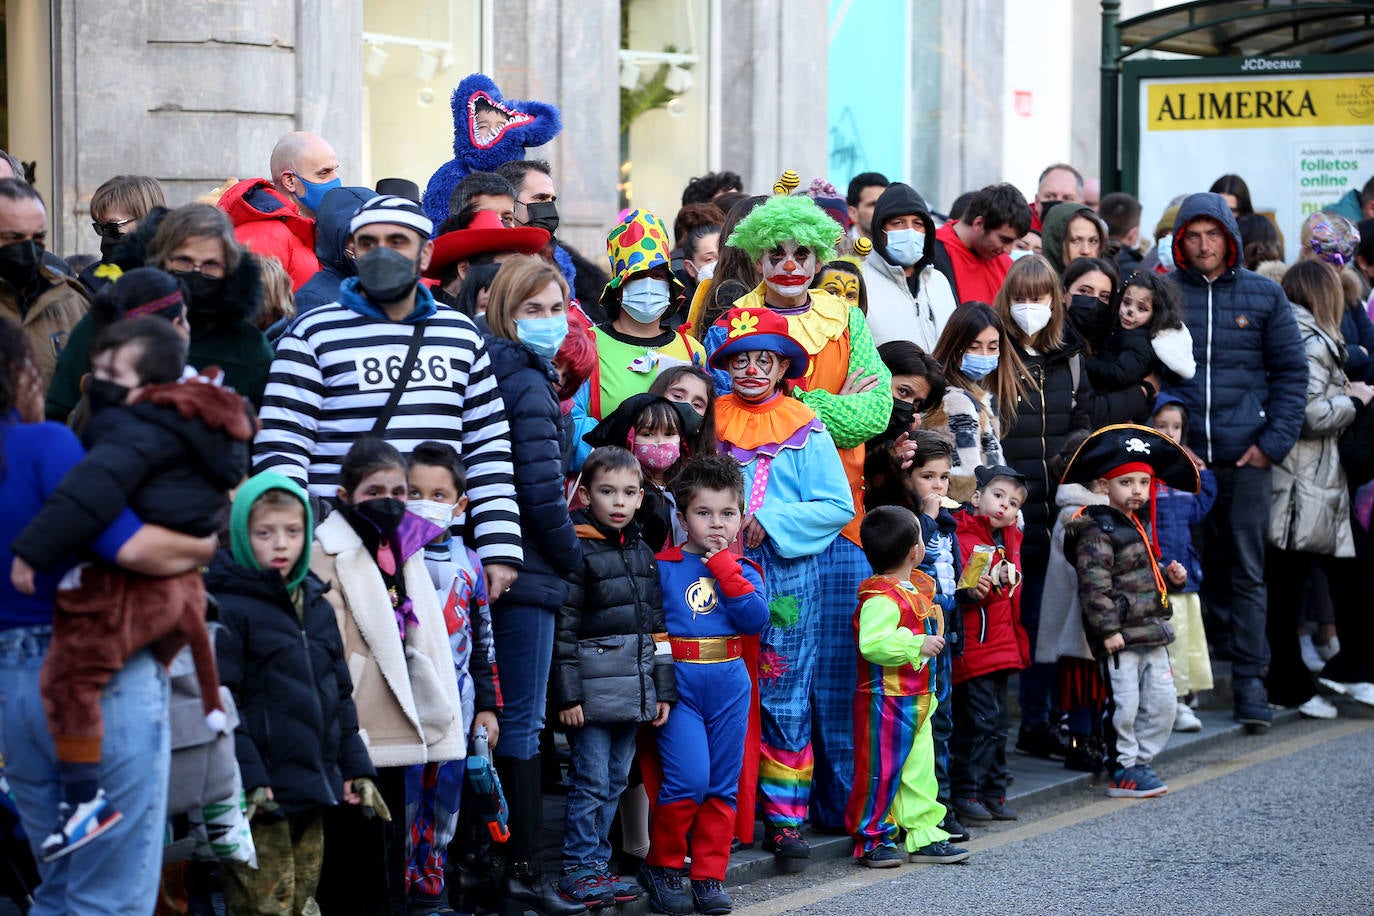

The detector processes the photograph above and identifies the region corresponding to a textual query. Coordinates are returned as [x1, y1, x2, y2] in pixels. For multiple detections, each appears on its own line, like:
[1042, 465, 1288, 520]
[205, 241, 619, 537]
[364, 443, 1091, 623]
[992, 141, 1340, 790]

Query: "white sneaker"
[1299, 634, 1325, 673]
[1317, 677, 1348, 696]
[1173, 702, 1203, 732]
[1346, 682, 1374, 707]
[1315, 636, 1341, 662]
[1297, 695, 1338, 719]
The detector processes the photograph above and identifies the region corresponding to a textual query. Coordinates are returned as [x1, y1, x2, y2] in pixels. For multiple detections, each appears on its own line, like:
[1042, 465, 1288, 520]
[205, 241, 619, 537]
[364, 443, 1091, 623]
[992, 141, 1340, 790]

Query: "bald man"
[218, 131, 339, 289]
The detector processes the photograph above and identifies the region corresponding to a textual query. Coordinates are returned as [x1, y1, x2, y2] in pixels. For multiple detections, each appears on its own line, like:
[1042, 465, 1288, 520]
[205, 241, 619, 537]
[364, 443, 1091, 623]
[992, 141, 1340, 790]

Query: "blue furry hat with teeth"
[422, 72, 563, 226]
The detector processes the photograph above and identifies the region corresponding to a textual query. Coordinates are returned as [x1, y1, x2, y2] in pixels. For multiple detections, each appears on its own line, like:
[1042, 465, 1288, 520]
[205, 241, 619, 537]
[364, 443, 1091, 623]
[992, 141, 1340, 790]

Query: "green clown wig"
[726, 195, 840, 263]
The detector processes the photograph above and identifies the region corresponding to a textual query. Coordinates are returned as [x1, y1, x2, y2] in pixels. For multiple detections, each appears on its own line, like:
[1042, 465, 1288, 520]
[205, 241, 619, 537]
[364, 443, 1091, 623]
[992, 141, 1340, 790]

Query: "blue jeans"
[561, 722, 637, 870]
[490, 603, 555, 760]
[0, 627, 170, 915]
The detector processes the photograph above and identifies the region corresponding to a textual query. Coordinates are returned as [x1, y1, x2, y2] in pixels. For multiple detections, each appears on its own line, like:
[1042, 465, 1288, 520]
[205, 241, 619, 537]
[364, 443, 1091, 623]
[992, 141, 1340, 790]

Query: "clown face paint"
[817, 267, 860, 307]
[756, 242, 818, 306]
[468, 93, 532, 148]
[726, 350, 787, 403]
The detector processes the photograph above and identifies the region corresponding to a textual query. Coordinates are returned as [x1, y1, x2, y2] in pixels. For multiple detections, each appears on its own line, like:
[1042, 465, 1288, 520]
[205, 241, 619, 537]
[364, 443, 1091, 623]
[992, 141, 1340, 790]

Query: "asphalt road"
[730, 713, 1374, 916]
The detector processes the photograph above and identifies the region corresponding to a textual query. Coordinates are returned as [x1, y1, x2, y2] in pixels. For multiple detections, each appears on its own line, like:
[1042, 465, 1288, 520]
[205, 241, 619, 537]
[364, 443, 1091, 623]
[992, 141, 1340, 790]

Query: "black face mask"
[172, 270, 226, 316]
[523, 201, 559, 236]
[86, 377, 130, 413]
[0, 240, 43, 292]
[1068, 294, 1109, 339]
[356, 247, 419, 304]
[99, 234, 124, 261]
[886, 398, 917, 438]
[351, 497, 408, 537]
[670, 400, 704, 439]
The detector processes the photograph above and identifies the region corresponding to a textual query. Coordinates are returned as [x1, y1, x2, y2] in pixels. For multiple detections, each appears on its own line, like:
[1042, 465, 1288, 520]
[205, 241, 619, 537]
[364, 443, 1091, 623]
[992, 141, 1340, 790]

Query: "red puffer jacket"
[952, 510, 1029, 683]
[218, 178, 319, 290]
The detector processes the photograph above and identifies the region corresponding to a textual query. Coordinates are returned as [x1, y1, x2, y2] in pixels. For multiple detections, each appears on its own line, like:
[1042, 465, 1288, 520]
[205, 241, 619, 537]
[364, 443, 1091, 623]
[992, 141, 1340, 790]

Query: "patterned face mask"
[633, 439, 680, 472]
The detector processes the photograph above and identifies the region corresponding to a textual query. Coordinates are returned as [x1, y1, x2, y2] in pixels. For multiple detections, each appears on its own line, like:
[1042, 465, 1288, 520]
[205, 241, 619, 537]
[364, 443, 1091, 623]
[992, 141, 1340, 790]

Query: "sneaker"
[857, 844, 904, 868]
[1299, 633, 1325, 672]
[1106, 765, 1168, 798]
[596, 865, 641, 903]
[938, 813, 970, 843]
[1015, 722, 1068, 759]
[982, 796, 1018, 820]
[558, 866, 616, 908]
[1316, 635, 1341, 662]
[762, 825, 810, 859]
[1317, 676, 1349, 696]
[38, 790, 123, 862]
[1185, 690, 1200, 710]
[1347, 682, 1374, 707]
[953, 797, 993, 822]
[691, 878, 734, 914]
[638, 864, 694, 916]
[1174, 701, 1203, 732]
[728, 837, 753, 852]
[907, 840, 970, 864]
[1063, 736, 1104, 773]
[1297, 695, 1338, 719]
[1233, 679, 1273, 733]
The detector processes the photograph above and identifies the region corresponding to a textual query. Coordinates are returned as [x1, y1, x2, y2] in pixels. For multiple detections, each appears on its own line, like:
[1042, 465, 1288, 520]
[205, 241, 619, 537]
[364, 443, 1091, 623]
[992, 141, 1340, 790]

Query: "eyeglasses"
[165, 255, 227, 279]
[91, 218, 134, 240]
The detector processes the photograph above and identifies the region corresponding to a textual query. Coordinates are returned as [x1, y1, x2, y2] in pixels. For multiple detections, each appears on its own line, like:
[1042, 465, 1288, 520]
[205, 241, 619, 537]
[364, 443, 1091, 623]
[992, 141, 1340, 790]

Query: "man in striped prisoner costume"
[253, 195, 523, 597]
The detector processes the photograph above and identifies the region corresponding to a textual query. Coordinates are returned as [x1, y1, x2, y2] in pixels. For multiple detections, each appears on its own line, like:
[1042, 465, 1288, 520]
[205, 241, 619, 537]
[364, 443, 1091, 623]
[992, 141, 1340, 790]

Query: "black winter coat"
[485, 334, 581, 611]
[1003, 326, 1150, 572]
[1084, 326, 1157, 421]
[207, 552, 375, 814]
[552, 511, 676, 723]
[1168, 193, 1308, 465]
[11, 395, 250, 572]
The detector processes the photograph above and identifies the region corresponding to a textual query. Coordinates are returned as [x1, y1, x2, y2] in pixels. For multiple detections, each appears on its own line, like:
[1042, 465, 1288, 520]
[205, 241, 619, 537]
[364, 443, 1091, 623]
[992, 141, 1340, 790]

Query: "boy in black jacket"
[209, 471, 379, 913]
[553, 446, 677, 908]
[9, 317, 253, 861]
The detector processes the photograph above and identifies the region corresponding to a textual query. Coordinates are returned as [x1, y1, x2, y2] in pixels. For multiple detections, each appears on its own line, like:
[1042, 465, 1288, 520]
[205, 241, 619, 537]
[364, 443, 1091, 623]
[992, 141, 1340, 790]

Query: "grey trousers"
[1104, 645, 1177, 770]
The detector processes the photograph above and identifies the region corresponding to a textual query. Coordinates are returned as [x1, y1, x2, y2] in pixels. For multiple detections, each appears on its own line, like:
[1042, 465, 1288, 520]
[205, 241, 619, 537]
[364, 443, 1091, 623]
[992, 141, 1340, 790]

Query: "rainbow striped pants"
[844, 691, 949, 854]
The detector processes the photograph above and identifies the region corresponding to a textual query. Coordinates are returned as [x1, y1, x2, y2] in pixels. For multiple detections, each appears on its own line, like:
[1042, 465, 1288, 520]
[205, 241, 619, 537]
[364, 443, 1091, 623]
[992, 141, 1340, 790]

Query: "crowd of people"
[1, 121, 1373, 916]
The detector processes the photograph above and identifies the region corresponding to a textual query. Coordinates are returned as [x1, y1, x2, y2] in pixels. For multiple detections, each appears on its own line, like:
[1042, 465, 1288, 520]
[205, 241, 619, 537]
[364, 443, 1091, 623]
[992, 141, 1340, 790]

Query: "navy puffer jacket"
[1168, 193, 1307, 464]
[293, 186, 375, 316]
[485, 333, 581, 611]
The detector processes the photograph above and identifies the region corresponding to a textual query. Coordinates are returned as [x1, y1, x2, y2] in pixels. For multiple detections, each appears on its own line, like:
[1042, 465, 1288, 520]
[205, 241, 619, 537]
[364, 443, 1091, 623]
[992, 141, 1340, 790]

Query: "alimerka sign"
[1147, 76, 1374, 130]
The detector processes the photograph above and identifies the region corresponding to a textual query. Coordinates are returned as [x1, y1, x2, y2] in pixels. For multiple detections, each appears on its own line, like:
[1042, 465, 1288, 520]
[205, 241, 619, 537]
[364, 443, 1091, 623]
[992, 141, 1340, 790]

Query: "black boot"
[494, 755, 583, 916]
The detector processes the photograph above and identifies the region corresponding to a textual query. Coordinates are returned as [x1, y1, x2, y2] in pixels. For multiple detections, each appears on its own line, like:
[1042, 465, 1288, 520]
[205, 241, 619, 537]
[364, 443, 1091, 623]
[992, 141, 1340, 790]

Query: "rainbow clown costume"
[709, 306, 852, 867]
[704, 191, 892, 833]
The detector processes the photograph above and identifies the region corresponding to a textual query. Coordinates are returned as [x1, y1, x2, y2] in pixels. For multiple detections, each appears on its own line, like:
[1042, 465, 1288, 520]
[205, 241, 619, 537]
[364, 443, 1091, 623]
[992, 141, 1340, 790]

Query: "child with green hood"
[208, 471, 383, 915]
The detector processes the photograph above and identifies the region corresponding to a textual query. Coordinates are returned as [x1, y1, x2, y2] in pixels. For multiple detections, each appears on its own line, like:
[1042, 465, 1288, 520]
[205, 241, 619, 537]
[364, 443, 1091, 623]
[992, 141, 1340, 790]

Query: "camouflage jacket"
[1065, 505, 1173, 659]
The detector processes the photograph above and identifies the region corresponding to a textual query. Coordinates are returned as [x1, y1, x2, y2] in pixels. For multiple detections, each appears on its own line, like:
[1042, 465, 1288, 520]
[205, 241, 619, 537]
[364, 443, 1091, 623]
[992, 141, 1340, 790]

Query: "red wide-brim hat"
[424, 208, 550, 279]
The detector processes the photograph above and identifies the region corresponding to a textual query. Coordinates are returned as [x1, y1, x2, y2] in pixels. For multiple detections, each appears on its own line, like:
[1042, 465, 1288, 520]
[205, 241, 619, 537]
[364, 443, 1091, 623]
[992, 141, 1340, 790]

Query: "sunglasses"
[91, 218, 135, 240]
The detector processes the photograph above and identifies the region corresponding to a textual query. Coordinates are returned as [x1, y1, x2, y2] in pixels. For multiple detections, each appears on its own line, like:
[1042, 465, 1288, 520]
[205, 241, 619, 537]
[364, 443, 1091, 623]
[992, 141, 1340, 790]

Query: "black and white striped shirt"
[253, 301, 523, 568]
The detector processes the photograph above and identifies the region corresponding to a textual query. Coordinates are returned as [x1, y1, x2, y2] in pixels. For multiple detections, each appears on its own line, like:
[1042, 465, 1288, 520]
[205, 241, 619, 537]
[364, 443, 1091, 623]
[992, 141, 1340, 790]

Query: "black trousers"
[950, 671, 1010, 800]
[316, 765, 408, 916]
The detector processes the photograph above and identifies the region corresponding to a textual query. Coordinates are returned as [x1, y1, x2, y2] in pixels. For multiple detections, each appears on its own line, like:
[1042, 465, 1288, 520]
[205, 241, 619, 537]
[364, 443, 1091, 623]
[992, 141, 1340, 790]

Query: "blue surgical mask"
[960, 352, 999, 381]
[293, 175, 342, 213]
[620, 277, 671, 324]
[884, 227, 924, 267]
[515, 314, 569, 359]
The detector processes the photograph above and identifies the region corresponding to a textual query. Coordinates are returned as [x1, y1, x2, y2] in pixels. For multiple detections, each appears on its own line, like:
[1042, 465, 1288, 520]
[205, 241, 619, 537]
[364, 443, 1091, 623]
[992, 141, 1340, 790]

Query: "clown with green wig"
[703, 191, 893, 856]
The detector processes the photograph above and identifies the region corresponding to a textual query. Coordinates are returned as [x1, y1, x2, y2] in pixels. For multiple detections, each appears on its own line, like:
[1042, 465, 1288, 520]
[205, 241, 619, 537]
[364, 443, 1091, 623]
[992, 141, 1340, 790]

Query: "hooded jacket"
[208, 473, 376, 812]
[219, 178, 319, 291]
[552, 510, 676, 723]
[294, 186, 375, 316]
[11, 373, 255, 571]
[1167, 193, 1308, 464]
[1041, 205, 1105, 277]
[0, 256, 89, 392]
[1151, 395, 1218, 589]
[861, 183, 957, 349]
[952, 510, 1028, 682]
[484, 332, 581, 610]
[1035, 482, 1107, 664]
[1269, 303, 1357, 557]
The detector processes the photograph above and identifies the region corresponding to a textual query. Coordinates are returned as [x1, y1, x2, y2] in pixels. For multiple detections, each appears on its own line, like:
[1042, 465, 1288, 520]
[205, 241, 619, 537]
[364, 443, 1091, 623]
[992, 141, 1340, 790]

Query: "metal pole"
[1100, 0, 1121, 194]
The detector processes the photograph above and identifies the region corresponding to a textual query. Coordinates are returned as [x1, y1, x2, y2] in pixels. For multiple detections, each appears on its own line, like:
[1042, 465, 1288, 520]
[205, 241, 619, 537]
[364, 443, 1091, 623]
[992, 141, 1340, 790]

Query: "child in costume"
[570, 210, 707, 470]
[951, 465, 1029, 824]
[552, 446, 676, 908]
[403, 442, 502, 914]
[844, 506, 969, 867]
[1149, 396, 1217, 732]
[708, 306, 852, 867]
[210, 473, 379, 915]
[640, 453, 769, 916]
[1062, 424, 1200, 799]
[705, 190, 891, 840]
[9, 317, 252, 861]
[310, 438, 463, 914]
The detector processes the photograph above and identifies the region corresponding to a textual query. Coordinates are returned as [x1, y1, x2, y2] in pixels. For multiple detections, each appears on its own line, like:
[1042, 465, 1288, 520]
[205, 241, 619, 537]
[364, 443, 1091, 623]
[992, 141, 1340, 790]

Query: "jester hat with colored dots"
[600, 209, 683, 306]
[708, 307, 810, 379]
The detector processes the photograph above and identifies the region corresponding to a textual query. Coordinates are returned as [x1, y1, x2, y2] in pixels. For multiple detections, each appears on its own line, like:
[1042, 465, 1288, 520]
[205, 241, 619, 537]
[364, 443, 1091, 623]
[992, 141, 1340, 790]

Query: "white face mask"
[694, 260, 717, 282]
[1158, 234, 1175, 270]
[1011, 302, 1053, 338]
[408, 499, 455, 531]
[884, 227, 925, 267]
